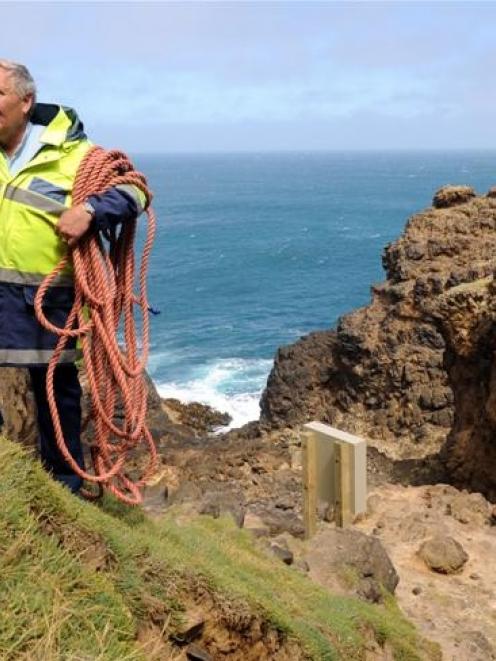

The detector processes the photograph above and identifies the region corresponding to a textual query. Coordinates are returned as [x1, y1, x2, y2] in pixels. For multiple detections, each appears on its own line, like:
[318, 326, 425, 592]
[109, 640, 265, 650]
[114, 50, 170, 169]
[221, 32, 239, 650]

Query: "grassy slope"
[0, 437, 440, 660]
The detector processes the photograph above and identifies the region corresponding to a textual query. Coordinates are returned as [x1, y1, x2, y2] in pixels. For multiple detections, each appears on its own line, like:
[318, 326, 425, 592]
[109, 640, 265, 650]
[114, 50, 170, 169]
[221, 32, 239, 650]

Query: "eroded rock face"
[260, 188, 496, 460]
[426, 277, 496, 500]
[0, 368, 38, 451]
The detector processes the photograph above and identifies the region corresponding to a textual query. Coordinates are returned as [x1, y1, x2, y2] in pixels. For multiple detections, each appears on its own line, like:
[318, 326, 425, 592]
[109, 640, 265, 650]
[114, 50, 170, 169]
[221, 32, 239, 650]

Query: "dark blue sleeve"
[86, 188, 139, 232]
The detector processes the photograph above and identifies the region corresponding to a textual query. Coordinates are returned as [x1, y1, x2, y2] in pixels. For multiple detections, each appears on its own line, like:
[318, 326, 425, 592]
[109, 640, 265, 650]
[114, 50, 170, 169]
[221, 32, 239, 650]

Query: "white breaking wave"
[155, 357, 273, 431]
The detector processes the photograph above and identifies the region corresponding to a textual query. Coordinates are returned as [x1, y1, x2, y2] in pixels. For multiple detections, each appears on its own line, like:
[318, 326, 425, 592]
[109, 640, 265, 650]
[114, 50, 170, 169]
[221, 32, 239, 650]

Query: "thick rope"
[33, 146, 158, 505]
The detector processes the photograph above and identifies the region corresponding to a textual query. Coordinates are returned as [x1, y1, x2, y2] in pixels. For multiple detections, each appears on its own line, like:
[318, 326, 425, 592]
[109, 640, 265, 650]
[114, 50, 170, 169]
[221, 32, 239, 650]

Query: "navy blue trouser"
[29, 364, 85, 493]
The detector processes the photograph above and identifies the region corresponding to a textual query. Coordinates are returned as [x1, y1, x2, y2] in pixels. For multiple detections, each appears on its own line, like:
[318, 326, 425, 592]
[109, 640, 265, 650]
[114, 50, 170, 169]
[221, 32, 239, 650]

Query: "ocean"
[132, 151, 496, 429]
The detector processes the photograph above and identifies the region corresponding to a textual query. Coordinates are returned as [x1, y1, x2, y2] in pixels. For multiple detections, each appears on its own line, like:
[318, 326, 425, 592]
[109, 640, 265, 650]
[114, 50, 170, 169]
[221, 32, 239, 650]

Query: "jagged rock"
[418, 535, 468, 574]
[162, 398, 231, 436]
[269, 542, 294, 565]
[251, 505, 305, 538]
[432, 185, 476, 209]
[304, 528, 399, 602]
[243, 512, 271, 537]
[198, 490, 246, 528]
[168, 480, 203, 505]
[261, 193, 496, 445]
[166, 481, 247, 529]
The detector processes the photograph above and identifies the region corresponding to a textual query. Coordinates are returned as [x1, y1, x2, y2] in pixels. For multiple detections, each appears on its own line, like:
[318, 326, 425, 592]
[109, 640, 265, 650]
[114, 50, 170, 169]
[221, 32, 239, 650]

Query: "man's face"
[0, 68, 32, 144]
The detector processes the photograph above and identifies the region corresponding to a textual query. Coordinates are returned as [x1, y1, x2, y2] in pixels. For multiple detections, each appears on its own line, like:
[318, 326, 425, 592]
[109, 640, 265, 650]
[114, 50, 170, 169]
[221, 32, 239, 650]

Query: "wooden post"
[334, 441, 352, 527]
[302, 421, 367, 538]
[302, 430, 317, 539]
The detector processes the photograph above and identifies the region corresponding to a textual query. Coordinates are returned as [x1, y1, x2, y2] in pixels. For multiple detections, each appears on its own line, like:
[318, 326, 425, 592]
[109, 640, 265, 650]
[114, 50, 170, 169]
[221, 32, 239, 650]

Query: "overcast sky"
[2, 1, 495, 152]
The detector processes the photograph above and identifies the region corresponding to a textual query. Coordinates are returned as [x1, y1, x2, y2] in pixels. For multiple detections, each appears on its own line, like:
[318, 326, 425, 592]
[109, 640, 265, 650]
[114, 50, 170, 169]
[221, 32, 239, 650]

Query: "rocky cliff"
[260, 185, 496, 468]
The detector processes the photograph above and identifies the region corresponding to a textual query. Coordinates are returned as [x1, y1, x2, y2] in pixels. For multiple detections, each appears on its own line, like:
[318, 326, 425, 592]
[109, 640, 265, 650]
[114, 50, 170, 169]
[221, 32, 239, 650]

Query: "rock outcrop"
[162, 398, 231, 435]
[260, 186, 496, 466]
[304, 527, 399, 603]
[427, 276, 496, 500]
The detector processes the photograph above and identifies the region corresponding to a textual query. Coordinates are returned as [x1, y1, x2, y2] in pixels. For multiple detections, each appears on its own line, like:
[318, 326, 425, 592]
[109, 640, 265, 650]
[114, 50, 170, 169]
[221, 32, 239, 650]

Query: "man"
[0, 59, 146, 493]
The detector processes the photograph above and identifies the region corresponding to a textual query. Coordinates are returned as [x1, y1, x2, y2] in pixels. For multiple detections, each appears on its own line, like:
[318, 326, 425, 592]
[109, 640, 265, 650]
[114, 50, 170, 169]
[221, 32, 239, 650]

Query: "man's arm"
[87, 185, 148, 232]
[57, 186, 147, 247]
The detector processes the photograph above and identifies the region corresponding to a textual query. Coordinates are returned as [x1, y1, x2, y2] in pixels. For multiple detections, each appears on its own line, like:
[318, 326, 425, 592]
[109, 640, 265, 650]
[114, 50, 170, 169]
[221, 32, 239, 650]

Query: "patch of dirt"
[355, 483, 496, 660]
[164, 587, 310, 661]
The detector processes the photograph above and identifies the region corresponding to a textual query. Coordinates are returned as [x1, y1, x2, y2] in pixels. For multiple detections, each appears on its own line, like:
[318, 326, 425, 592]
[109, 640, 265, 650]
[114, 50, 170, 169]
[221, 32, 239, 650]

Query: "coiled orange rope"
[34, 146, 158, 505]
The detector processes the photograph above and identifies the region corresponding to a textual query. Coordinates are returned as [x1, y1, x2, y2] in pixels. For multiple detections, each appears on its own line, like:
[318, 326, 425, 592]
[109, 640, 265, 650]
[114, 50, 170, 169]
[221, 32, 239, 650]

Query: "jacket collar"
[30, 103, 86, 146]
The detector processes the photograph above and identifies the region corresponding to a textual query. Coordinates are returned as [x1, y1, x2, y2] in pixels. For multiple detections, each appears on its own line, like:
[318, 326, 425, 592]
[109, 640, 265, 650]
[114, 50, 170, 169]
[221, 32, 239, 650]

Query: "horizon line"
[129, 147, 496, 156]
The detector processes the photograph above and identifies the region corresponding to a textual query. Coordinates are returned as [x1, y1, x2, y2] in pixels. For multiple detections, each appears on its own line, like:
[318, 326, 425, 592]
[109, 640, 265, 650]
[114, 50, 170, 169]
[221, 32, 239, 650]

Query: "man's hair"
[0, 60, 36, 111]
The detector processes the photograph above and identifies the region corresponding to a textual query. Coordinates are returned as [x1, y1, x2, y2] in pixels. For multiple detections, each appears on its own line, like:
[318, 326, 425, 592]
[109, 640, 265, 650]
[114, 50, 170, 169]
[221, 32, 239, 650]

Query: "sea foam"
[155, 357, 273, 430]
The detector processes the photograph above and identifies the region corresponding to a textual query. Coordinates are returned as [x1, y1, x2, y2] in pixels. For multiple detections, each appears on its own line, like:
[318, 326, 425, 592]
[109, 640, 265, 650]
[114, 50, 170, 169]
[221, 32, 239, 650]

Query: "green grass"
[0, 437, 440, 660]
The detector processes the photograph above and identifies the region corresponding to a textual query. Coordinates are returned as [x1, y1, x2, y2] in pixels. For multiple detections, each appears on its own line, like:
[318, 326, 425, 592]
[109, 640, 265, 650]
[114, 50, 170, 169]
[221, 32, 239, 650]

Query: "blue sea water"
[132, 151, 496, 428]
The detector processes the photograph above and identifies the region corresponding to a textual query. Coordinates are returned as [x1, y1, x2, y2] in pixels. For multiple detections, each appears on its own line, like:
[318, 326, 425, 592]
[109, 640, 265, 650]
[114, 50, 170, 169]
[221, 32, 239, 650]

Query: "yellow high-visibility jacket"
[0, 103, 144, 365]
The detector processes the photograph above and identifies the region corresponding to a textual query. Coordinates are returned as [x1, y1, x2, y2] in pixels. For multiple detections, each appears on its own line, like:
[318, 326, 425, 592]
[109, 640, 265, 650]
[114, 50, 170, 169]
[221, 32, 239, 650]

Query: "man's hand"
[56, 204, 93, 247]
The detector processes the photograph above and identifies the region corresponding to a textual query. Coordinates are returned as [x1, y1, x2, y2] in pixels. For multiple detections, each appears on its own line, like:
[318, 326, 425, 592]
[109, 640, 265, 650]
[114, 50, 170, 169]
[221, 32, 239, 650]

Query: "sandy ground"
[354, 483, 496, 661]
